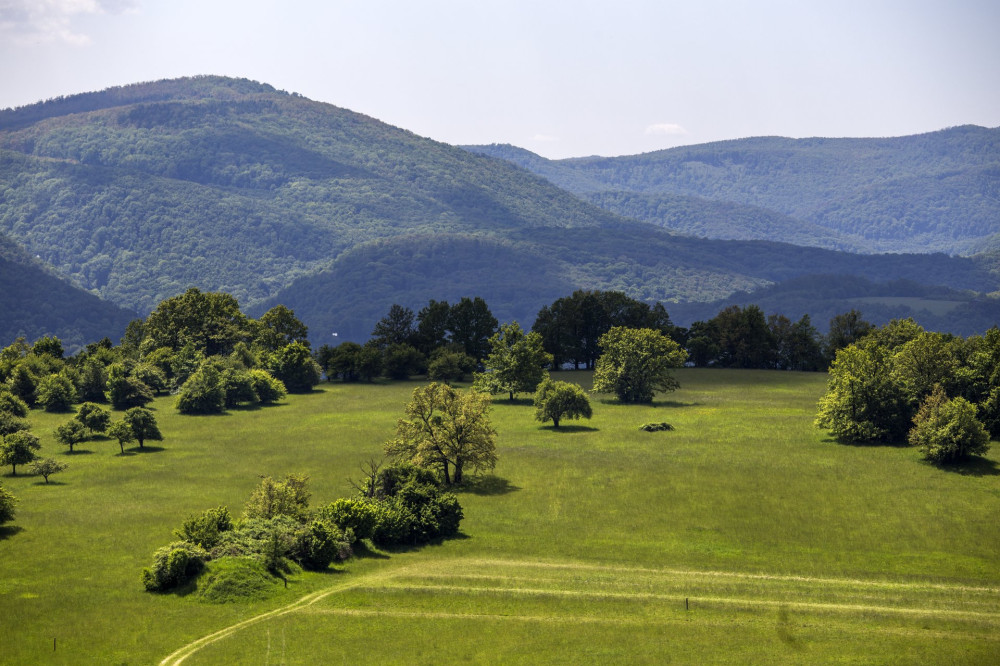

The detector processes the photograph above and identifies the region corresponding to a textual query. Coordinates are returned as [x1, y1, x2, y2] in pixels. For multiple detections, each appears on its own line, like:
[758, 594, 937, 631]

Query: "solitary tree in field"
[0, 430, 41, 475]
[908, 385, 990, 464]
[592, 327, 687, 404]
[30, 458, 68, 484]
[534, 379, 592, 428]
[386, 383, 497, 484]
[55, 420, 88, 453]
[474, 322, 552, 401]
[123, 407, 162, 449]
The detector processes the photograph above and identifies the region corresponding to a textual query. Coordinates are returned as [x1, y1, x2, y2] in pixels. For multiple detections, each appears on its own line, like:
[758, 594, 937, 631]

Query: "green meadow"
[2, 369, 999, 664]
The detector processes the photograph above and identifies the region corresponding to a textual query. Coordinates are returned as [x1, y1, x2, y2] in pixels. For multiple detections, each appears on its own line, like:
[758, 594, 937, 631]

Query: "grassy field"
[2, 369, 999, 664]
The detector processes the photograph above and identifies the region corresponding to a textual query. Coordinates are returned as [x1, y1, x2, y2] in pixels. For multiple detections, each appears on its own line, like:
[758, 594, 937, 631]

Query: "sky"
[1, 0, 998, 159]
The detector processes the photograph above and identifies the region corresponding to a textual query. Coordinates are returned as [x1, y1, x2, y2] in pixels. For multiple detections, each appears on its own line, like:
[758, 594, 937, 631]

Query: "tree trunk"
[509, 391, 514, 401]
[441, 462, 451, 485]
[453, 460, 463, 484]
[553, 416, 560, 428]
[119, 440, 125, 454]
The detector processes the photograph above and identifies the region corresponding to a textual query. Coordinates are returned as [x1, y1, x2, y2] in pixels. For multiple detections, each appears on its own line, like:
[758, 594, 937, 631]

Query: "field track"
[159, 557, 1000, 664]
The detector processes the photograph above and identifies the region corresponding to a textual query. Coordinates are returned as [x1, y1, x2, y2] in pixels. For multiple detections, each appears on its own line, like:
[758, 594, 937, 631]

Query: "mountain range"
[1, 76, 998, 345]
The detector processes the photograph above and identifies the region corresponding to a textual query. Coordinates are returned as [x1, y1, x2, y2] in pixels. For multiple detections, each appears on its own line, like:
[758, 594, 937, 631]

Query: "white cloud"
[644, 123, 688, 136]
[0, 0, 137, 45]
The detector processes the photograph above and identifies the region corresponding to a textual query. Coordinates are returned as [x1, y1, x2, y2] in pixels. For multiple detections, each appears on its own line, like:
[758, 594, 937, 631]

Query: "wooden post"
[685, 598, 689, 611]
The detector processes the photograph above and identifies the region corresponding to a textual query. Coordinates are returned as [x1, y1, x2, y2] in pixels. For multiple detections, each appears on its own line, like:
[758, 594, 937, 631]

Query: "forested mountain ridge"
[0, 232, 135, 350]
[465, 126, 1000, 255]
[2, 76, 998, 343]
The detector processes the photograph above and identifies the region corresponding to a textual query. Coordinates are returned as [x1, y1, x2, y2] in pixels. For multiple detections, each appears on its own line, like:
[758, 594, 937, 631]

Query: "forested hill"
[0, 76, 623, 314]
[0, 233, 135, 351]
[2, 76, 998, 343]
[465, 126, 1000, 255]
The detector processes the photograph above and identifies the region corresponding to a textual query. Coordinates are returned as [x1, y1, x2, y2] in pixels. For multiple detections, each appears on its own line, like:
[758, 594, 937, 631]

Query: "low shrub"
[141, 541, 209, 592]
[639, 422, 674, 432]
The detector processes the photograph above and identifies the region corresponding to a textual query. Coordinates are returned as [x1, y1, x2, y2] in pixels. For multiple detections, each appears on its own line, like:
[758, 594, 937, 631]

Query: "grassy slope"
[2, 370, 998, 664]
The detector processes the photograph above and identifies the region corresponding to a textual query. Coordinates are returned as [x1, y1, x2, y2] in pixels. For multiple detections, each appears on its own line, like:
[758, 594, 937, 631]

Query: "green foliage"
[267, 342, 321, 393]
[106, 418, 136, 453]
[220, 368, 257, 408]
[0, 482, 16, 524]
[815, 339, 912, 443]
[386, 383, 498, 484]
[122, 406, 162, 448]
[243, 474, 310, 522]
[533, 378, 592, 428]
[54, 419, 88, 453]
[0, 411, 29, 441]
[909, 386, 990, 464]
[141, 541, 209, 592]
[6, 364, 38, 407]
[316, 498, 378, 542]
[474, 322, 552, 401]
[592, 327, 687, 403]
[29, 457, 68, 483]
[0, 389, 29, 418]
[174, 506, 233, 550]
[75, 402, 111, 435]
[105, 364, 154, 409]
[426, 348, 477, 383]
[175, 362, 226, 414]
[381, 343, 425, 380]
[254, 305, 309, 352]
[247, 369, 287, 404]
[76, 359, 108, 403]
[1, 429, 41, 475]
[143, 288, 250, 356]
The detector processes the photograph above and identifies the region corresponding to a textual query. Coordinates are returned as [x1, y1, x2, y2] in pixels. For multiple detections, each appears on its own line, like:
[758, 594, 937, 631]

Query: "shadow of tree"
[131, 445, 166, 453]
[541, 425, 599, 433]
[0, 525, 23, 540]
[454, 475, 520, 496]
[933, 456, 1000, 477]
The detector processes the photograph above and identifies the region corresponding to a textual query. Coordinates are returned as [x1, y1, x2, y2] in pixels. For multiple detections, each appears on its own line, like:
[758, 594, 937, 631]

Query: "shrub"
[175, 362, 226, 414]
[248, 369, 287, 404]
[909, 385, 990, 464]
[290, 520, 352, 570]
[141, 541, 209, 592]
[317, 497, 378, 541]
[0, 483, 16, 525]
[639, 422, 675, 432]
[0, 390, 29, 418]
[427, 349, 477, 383]
[221, 368, 257, 408]
[174, 506, 233, 550]
[36, 373, 75, 412]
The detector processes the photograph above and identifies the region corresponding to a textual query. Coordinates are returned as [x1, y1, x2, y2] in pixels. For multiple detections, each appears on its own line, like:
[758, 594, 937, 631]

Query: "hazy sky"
[1, 0, 998, 158]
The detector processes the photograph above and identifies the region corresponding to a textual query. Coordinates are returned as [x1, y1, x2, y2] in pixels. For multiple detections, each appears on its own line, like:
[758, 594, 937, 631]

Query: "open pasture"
[2, 369, 999, 664]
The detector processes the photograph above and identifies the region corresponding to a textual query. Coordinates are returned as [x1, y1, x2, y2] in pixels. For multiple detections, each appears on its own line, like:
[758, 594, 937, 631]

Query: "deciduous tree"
[75, 402, 111, 435]
[909, 385, 989, 464]
[0, 430, 40, 475]
[55, 419, 88, 453]
[592, 327, 686, 404]
[386, 383, 497, 484]
[123, 407, 162, 449]
[30, 457, 68, 484]
[474, 322, 552, 401]
[534, 379, 592, 428]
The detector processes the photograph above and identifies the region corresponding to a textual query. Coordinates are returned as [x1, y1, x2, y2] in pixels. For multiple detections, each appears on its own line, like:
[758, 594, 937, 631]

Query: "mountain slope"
[2, 76, 998, 343]
[0, 233, 135, 350]
[466, 126, 1000, 255]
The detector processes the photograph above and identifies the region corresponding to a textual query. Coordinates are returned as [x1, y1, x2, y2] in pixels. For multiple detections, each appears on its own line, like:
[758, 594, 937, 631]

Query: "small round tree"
[534, 379, 593, 428]
[0, 412, 30, 442]
[909, 385, 990, 464]
[0, 430, 41, 475]
[107, 419, 137, 454]
[123, 407, 162, 449]
[175, 363, 225, 414]
[75, 402, 112, 435]
[30, 458, 68, 484]
[0, 391, 30, 418]
[55, 419, 88, 453]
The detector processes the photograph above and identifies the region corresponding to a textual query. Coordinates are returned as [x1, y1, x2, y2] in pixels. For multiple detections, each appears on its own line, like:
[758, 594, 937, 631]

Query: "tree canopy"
[592, 327, 687, 404]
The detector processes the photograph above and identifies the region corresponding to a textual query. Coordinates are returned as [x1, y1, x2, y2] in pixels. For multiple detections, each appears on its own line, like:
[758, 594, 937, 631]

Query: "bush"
[36, 373, 75, 412]
[221, 368, 257, 408]
[427, 349, 477, 383]
[317, 497, 378, 541]
[639, 422, 674, 432]
[268, 342, 321, 393]
[175, 362, 226, 414]
[0, 483, 16, 525]
[248, 369, 287, 404]
[290, 520, 352, 570]
[174, 506, 233, 550]
[909, 385, 990, 464]
[141, 541, 209, 592]
[0, 390, 29, 418]
[106, 364, 154, 409]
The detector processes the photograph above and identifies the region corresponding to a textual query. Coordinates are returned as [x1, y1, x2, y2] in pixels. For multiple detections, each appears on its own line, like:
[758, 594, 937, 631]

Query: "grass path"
[159, 556, 1000, 664]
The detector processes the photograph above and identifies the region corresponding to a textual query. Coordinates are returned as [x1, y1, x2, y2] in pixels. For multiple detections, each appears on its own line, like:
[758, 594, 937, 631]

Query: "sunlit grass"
[2, 369, 999, 664]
